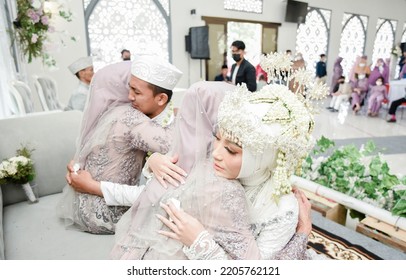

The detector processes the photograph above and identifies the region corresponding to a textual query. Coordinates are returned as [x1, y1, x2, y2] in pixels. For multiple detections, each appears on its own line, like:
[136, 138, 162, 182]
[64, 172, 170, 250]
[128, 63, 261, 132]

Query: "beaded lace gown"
[57, 61, 173, 234]
[111, 81, 309, 260]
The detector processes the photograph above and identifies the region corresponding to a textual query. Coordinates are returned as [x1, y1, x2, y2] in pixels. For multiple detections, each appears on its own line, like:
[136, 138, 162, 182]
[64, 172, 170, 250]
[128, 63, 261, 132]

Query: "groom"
[61, 55, 182, 233]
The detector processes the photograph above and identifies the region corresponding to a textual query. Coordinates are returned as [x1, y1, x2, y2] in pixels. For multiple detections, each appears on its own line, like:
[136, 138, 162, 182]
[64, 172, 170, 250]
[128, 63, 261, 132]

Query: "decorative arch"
[295, 7, 331, 75]
[372, 19, 397, 67]
[83, 0, 171, 70]
[338, 14, 368, 78]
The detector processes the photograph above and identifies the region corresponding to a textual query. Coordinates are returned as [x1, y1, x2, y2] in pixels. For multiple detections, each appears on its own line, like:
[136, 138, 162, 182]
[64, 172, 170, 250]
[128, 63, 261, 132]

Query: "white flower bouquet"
[0, 146, 37, 203]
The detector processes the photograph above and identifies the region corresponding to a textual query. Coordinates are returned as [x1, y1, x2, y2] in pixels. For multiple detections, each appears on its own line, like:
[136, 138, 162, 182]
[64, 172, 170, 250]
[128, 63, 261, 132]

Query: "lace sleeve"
[273, 233, 309, 260]
[183, 231, 231, 260]
[254, 211, 298, 260]
[182, 177, 262, 260]
[124, 111, 174, 154]
[183, 231, 309, 260]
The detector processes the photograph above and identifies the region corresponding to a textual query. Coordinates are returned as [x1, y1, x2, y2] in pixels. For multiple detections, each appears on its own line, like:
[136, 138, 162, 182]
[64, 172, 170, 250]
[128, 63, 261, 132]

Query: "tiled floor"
[314, 99, 406, 176]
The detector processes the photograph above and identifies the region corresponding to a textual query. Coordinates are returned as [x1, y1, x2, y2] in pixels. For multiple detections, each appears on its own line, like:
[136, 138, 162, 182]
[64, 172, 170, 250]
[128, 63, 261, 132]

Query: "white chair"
[8, 81, 35, 115]
[8, 85, 25, 116]
[32, 75, 65, 111]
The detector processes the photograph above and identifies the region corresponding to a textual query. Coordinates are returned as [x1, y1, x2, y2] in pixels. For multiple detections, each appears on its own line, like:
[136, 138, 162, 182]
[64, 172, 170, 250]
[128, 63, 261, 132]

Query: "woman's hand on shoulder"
[156, 201, 205, 247]
[148, 153, 187, 189]
[292, 187, 312, 236]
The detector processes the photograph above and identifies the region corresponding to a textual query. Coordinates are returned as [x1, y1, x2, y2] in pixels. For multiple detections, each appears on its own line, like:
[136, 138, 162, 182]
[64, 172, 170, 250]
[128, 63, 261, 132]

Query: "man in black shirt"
[229, 40, 256, 92]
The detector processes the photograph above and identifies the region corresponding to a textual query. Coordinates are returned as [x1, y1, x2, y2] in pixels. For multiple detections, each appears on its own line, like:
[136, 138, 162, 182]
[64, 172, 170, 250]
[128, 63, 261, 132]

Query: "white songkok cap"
[131, 55, 182, 90]
[68, 57, 93, 75]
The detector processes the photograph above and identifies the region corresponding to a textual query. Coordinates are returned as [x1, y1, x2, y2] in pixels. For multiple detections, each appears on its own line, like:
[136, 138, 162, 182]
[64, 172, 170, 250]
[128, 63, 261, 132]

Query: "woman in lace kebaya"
[153, 82, 318, 260]
[111, 71, 319, 259]
[58, 56, 181, 234]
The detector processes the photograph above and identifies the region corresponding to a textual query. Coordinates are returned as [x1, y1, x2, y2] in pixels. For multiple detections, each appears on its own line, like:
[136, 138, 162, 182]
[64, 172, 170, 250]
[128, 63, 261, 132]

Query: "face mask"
[358, 74, 365, 79]
[232, 53, 241, 62]
[359, 63, 366, 67]
[376, 81, 382, 86]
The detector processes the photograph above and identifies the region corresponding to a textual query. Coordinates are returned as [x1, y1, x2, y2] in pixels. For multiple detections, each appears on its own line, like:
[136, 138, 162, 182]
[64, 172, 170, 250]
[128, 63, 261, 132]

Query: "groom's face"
[128, 76, 162, 118]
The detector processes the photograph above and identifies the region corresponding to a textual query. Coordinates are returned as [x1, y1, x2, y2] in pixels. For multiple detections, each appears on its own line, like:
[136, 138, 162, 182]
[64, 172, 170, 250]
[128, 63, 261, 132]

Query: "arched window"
[296, 7, 331, 75]
[84, 0, 171, 70]
[372, 19, 397, 67]
[338, 13, 368, 78]
[224, 0, 263, 14]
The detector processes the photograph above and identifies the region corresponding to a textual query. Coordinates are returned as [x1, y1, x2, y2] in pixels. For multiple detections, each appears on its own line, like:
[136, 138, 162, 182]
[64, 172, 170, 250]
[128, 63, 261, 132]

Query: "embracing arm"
[158, 188, 312, 260]
[130, 119, 174, 155]
[66, 160, 144, 206]
[158, 181, 261, 260]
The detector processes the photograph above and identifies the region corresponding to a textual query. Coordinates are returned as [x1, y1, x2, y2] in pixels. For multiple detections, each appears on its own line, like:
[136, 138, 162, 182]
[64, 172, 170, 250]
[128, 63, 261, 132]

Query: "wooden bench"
[301, 188, 347, 225]
[356, 216, 406, 253]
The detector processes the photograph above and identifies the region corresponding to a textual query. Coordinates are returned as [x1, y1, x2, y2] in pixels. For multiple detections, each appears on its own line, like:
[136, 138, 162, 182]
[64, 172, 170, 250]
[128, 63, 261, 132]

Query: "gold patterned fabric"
[307, 225, 382, 260]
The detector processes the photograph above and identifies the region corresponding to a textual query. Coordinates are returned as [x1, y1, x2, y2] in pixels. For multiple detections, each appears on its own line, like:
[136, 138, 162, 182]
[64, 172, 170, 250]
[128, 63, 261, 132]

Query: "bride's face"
[212, 131, 242, 179]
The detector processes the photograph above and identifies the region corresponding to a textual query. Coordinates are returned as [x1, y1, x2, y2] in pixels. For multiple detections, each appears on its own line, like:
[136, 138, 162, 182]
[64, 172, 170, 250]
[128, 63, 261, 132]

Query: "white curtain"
[0, 0, 18, 118]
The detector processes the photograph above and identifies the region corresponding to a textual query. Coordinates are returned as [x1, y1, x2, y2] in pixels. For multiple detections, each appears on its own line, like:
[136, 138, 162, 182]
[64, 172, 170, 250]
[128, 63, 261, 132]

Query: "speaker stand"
[200, 59, 203, 80]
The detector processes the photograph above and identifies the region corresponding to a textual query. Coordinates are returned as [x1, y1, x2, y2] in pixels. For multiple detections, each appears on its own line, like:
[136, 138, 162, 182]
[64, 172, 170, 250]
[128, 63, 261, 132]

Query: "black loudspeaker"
[189, 26, 210, 59]
[401, 42, 406, 53]
[185, 35, 191, 53]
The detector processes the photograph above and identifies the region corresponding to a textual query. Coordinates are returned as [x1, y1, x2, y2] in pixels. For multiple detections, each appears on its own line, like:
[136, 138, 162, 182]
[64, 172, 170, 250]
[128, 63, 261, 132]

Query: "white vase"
[21, 182, 39, 203]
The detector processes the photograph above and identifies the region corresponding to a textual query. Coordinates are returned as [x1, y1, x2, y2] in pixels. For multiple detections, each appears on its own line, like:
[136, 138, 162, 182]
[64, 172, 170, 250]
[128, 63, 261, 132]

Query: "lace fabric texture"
[183, 192, 302, 260]
[112, 160, 261, 259]
[57, 61, 173, 234]
[110, 81, 306, 259]
[110, 81, 265, 259]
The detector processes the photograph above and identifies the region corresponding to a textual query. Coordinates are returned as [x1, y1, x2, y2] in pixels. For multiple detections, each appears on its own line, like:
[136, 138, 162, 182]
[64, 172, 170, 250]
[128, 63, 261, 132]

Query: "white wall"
[23, 0, 406, 112]
[23, 0, 87, 111]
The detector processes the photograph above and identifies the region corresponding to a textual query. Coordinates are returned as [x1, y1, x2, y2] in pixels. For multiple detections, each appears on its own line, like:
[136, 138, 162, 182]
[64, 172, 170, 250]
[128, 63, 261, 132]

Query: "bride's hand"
[156, 202, 205, 247]
[148, 153, 187, 189]
[292, 187, 312, 236]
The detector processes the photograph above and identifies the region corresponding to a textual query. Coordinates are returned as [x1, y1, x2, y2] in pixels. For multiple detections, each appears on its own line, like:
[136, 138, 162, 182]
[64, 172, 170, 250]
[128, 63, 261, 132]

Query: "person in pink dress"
[367, 76, 387, 117]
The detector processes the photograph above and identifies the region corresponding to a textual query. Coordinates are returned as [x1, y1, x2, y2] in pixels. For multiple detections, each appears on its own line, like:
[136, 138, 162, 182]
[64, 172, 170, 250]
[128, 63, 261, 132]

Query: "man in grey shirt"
[67, 56, 94, 111]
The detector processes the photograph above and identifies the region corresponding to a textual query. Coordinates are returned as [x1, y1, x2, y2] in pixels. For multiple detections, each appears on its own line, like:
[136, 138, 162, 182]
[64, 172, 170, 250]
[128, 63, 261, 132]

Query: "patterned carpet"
[307, 224, 383, 260]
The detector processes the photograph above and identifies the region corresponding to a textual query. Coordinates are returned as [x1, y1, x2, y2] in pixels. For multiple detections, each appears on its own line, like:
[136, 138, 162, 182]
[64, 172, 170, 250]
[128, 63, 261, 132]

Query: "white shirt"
[232, 65, 240, 85]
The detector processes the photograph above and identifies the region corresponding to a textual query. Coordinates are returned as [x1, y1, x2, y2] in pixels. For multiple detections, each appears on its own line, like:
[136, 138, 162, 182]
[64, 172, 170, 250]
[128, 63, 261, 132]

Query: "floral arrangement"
[0, 145, 37, 202]
[0, 146, 35, 184]
[391, 44, 402, 58]
[11, 0, 75, 67]
[300, 136, 406, 218]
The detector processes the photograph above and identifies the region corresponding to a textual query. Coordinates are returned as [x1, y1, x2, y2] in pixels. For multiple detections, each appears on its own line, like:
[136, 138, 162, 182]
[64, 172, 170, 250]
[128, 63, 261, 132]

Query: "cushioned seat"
[0, 110, 116, 260]
[3, 193, 114, 260]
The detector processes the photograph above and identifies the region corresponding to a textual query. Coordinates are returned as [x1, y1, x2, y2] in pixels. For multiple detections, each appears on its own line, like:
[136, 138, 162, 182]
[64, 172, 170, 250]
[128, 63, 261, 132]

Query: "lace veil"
[111, 81, 260, 259]
[57, 61, 132, 229]
[76, 60, 132, 166]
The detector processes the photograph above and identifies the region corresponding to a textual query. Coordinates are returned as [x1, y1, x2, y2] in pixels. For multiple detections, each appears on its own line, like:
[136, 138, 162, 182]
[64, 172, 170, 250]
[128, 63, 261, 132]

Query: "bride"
[111, 53, 324, 259]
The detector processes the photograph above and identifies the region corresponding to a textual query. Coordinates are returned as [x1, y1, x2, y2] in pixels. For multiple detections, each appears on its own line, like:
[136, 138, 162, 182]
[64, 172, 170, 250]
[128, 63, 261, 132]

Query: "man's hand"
[65, 160, 102, 196]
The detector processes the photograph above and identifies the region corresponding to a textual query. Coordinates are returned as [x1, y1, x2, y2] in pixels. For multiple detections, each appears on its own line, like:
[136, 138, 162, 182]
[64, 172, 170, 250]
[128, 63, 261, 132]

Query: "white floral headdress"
[218, 52, 329, 199]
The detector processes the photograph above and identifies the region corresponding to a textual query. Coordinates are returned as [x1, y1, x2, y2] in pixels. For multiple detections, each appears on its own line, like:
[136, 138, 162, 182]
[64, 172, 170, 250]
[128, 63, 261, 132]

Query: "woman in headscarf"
[58, 60, 175, 234]
[367, 76, 387, 117]
[111, 53, 322, 260]
[330, 56, 343, 94]
[349, 55, 370, 83]
[368, 58, 389, 87]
